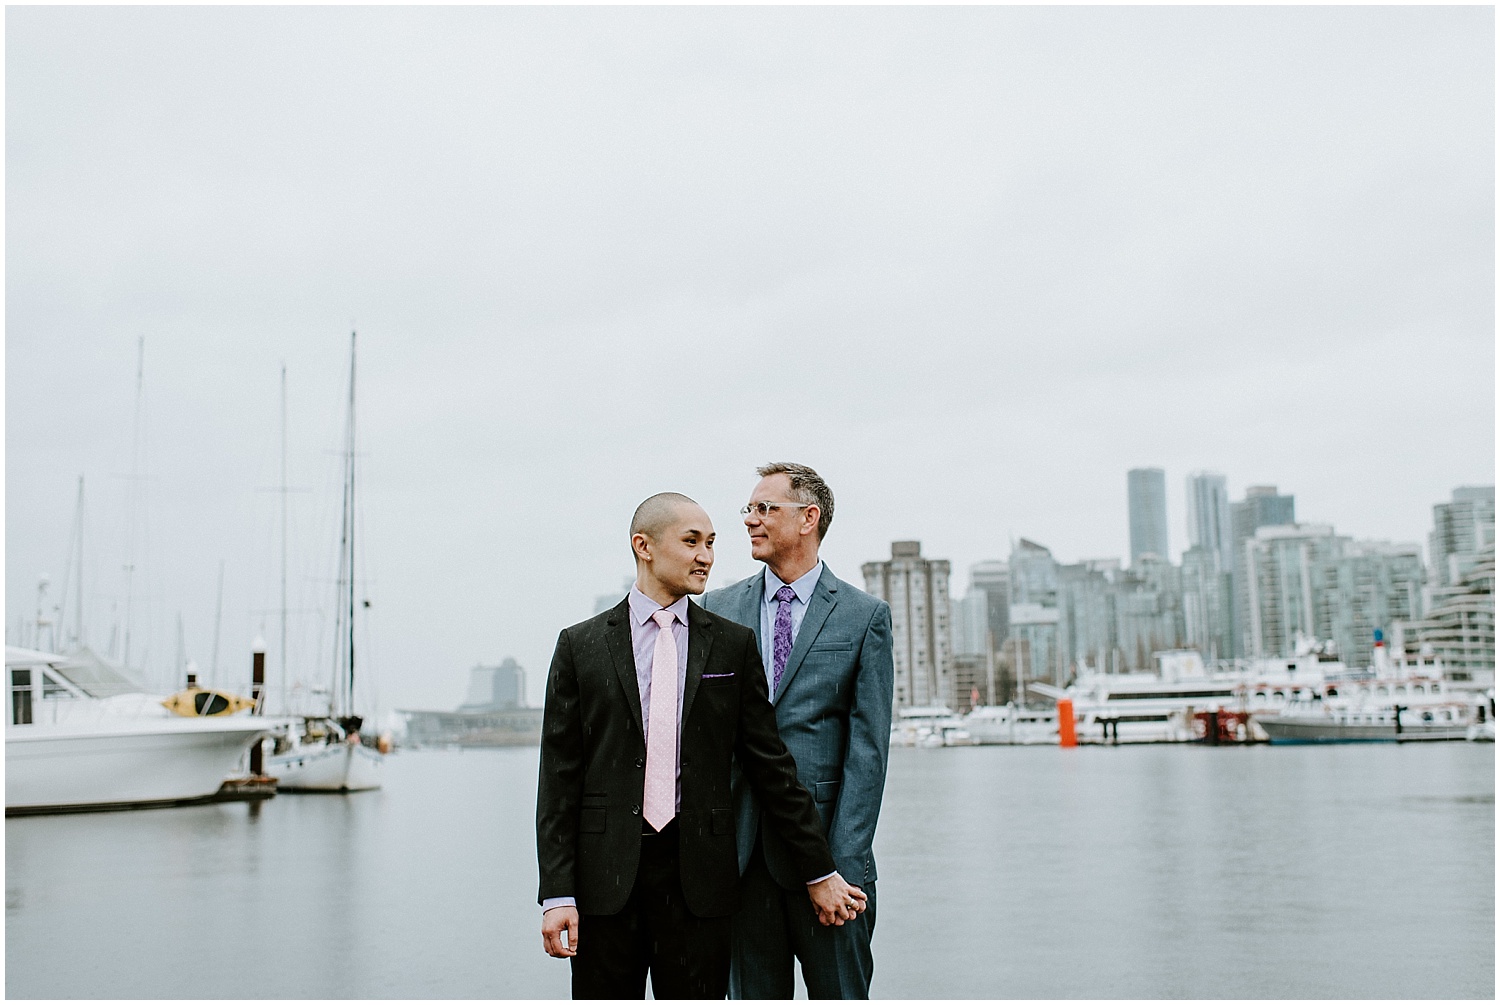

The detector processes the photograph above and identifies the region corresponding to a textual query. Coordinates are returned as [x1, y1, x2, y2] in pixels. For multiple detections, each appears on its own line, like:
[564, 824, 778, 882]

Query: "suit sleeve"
[829, 600, 894, 883]
[732, 629, 837, 883]
[536, 628, 584, 905]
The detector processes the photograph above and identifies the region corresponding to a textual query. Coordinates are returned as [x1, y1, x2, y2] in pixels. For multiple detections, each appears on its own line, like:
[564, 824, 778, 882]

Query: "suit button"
[635, 757, 645, 768]
[631, 804, 641, 815]
[681, 757, 690, 767]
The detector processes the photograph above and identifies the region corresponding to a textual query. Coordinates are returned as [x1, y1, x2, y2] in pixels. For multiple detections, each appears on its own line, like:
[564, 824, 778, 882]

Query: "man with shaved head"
[537, 492, 867, 999]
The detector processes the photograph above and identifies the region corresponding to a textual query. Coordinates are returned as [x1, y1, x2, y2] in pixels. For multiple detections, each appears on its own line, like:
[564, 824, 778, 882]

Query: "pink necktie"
[643, 609, 678, 832]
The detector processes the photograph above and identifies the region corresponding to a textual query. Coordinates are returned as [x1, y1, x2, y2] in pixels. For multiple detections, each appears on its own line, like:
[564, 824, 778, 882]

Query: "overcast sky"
[6, 6, 1493, 714]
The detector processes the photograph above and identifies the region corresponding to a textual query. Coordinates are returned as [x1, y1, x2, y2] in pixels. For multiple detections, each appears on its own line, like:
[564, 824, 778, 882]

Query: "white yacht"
[961, 703, 1058, 745]
[890, 706, 972, 747]
[6, 646, 272, 814]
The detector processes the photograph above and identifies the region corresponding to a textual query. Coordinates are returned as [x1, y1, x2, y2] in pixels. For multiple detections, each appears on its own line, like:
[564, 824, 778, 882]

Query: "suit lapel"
[741, 572, 766, 650]
[681, 602, 716, 727]
[604, 599, 644, 736]
[771, 565, 839, 706]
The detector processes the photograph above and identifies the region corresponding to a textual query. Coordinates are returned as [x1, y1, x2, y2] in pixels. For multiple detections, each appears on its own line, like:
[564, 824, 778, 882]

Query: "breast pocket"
[808, 641, 853, 654]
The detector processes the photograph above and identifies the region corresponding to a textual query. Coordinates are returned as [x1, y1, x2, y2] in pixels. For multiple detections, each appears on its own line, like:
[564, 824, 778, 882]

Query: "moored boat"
[6, 646, 272, 814]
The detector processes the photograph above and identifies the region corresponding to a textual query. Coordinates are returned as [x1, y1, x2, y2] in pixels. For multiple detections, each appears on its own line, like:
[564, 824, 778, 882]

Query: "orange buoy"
[1058, 698, 1077, 747]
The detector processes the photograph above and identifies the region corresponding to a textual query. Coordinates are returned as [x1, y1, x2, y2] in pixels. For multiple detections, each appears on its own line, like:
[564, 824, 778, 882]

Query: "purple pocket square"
[701, 673, 735, 679]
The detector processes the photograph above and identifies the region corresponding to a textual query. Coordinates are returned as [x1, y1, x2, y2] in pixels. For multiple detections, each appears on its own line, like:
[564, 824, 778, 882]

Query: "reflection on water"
[6, 744, 1493, 999]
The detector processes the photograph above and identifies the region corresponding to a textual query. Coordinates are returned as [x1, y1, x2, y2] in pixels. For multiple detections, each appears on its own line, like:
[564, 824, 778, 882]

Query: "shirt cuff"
[805, 871, 837, 886]
[541, 897, 577, 913]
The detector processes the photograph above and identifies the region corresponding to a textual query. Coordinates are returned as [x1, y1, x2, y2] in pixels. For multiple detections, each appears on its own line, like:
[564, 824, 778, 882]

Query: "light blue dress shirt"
[758, 562, 824, 696]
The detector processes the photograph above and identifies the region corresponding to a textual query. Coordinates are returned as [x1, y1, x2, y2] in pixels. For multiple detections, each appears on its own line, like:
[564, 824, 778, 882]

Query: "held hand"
[541, 906, 580, 958]
[807, 873, 867, 926]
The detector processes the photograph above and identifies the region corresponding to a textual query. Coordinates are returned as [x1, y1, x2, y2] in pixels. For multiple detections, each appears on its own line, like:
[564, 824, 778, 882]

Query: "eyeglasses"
[740, 501, 814, 517]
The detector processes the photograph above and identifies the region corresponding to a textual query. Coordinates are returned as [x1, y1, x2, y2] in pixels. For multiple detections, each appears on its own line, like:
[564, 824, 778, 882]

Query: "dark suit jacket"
[536, 597, 836, 918]
[704, 565, 894, 890]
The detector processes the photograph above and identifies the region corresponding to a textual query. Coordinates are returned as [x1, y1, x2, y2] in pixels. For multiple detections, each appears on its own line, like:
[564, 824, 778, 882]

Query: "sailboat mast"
[75, 477, 85, 648]
[345, 332, 358, 713]
[280, 364, 289, 712]
[123, 337, 144, 670]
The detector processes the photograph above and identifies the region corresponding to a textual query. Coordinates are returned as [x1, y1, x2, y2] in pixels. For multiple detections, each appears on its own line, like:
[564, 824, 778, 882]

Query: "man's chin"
[684, 577, 709, 595]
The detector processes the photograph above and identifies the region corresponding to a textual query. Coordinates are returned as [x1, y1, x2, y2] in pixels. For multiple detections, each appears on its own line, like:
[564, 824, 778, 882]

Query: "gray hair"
[757, 462, 834, 540]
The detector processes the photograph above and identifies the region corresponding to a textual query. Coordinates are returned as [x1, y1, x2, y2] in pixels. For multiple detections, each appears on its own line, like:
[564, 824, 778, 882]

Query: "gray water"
[6, 743, 1493, 999]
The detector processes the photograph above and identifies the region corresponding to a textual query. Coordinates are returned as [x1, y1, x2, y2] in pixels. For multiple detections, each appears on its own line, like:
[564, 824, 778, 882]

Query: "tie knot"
[774, 586, 797, 604]
[652, 609, 676, 629]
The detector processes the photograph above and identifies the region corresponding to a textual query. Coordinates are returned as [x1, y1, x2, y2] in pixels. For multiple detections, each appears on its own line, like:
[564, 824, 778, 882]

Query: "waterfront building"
[969, 559, 1011, 650]
[1008, 601, 1060, 690]
[1398, 545, 1495, 687]
[1181, 544, 1234, 662]
[399, 657, 542, 746]
[1114, 555, 1185, 670]
[1243, 524, 1423, 668]
[1319, 539, 1424, 670]
[1244, 524, 1343, 658]
[1429, 486, 1496, 589]
[1127, 468, 1169, 566]
[950, 652, 999, 712]
[1230, 485, 1296, 657]
[1185, 472, 1234, 573]
[863, 541, 953, 710]
[458, 657, 526, 711]
[1009, 539, 1058, 607]
[951, 588, 989, 658]
[1056, 559, 1117, 675]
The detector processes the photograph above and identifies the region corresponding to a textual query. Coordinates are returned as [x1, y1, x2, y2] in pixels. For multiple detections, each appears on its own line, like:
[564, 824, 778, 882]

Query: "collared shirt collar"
[763, 561, 824, 605]
[628, 584, 690, 627]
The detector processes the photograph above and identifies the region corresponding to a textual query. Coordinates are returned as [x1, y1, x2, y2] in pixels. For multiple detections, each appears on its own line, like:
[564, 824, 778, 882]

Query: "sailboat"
[267, 333, 384, 792]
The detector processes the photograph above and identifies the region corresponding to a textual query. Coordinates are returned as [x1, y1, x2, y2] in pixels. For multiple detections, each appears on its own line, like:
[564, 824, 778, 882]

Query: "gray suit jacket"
[704, 565, 894, 889]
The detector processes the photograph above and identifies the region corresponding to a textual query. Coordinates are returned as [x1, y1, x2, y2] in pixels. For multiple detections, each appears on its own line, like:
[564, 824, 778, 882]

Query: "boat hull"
[1259, 717, 1471, 743]
[269, 741, 383, 792]
[6, 718, 270, 814]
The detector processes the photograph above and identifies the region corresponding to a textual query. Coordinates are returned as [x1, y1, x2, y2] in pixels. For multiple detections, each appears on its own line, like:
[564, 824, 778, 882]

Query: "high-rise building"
[969, 560, 1011, 650]
[1429, 486, 1496, 588]
[950, 588, 989, 657]
[1399, 545, 1495, 688]
[863, 541, 952, 710]
[1180, 545, 1234, 662]
[458, 657, 527, 711]
[1318, 539, 1425, 670]
[1243, 524, 1423, 668]
[1008, 602, 1060, 690]
[1244, 524, 1343, 659]
[1056, 559, 1117, 675]
[1229, 485, 1295, 657]
[1009, 539, 1058, 607]
[1185, 472, 1233, 572]
[1114, 555, 1185, 670]
[1127, 468, 1169, 567]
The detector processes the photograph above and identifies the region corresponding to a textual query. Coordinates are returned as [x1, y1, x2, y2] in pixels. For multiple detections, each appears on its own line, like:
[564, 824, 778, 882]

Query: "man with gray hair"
[537, 491, 867, 999]
[704, 463, 895, 999]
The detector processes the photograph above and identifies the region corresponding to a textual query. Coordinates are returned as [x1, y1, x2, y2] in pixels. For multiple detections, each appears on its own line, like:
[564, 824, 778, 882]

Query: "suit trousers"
[570, 821, 732, 1000]
[728, 834, 876, 1000]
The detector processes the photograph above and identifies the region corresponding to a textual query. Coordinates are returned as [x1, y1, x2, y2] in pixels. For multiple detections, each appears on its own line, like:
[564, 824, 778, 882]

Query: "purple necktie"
[772, 586, 796, 696]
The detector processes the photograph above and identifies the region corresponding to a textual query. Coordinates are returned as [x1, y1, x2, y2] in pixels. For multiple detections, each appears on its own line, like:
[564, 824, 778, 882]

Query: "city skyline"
[6, 6, 1491, 712]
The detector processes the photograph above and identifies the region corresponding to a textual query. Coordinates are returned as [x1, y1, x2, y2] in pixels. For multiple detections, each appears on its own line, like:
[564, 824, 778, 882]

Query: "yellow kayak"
[160, 687, 257, 717]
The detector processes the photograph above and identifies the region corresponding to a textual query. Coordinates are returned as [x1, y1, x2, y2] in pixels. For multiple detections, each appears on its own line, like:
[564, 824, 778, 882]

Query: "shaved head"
[630, 492, 698, 542]
[629, 492, 716, 601]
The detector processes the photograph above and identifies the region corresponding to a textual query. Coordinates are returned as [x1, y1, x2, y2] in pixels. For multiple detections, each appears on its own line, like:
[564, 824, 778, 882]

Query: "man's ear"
[800, 506, 820, 538]
[632, 532, 652, 563]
